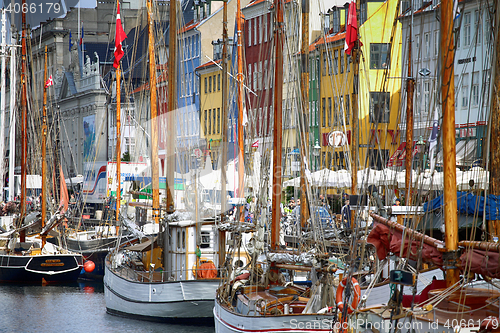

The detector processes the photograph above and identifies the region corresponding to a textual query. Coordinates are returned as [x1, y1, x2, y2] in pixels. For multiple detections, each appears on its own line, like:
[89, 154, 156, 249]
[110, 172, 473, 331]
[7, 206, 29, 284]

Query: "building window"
[248, 19, 252, 47]
[462, 73, 469, 108]
[259, 61, 263, 90]
[434, 31, 439, 57]
[204, 77, 207, 93]
[475, 10, 481, 45]
[259, 16, 263, 43]
[322, 98, 326, 127]
[322, 53, 326, 76]
[333, 50, 338, 75]
[217, 108, 221, 133]
[209, 76, 212, 93]
[483, 70, 490, 106]
[208, 109, 211, 134]
[264, 60, 268, 89]
[321, 151, 326, 168]
[213, 107, 216, 134]
[472, 72, 479, 106]
[254, 17, 257, 45]
[218, 74, 221, 91]
[464, 12, 471, 46]
[264, 15, 268, 42]
[334, 97, 339, 126]
[423, 81, 430, 113]
[369, 92, 390, 123]
[424, 32, 430, 58]
[345, 95, 350, 125]
[370, 43, 390, 69]
[328, 97, 332, 127]
[340, 52, 344, 74]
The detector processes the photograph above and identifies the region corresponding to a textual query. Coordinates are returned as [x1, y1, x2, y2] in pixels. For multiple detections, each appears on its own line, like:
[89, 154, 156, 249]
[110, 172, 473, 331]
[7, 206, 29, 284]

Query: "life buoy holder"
[336, 277, 361, 314]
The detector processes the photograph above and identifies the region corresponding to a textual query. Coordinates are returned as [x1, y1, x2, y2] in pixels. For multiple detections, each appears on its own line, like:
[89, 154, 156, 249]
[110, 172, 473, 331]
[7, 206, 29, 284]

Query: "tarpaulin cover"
[460, 249, 500, 279]
[367, 223, 443, 267]
[423, 192, 500, 220]
[197, 261, 218, 279]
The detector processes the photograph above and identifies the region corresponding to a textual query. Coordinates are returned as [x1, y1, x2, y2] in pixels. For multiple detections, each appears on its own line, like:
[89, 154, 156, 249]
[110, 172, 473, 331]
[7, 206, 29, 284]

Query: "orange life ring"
[336, 277, 361, 314]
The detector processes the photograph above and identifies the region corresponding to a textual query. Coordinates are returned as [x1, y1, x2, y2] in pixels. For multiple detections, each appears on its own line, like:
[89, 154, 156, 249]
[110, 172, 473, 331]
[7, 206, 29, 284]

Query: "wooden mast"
[271, 0, 284, 250]
[20, 0, 27, 242]
[299, 0, 310, 229]
[41, 46, 48, 248]
[147, 0, 160, 231]
[116, 58, 122, 221]
[488, 0, 500, 239]
[350, 1, 359, 198]
[236, 0, 245, 221]
[440, 0, 459, 287]
[166, 0, 176, 216]
[404, 23, 414, 204]
[219, 0, 229, 267]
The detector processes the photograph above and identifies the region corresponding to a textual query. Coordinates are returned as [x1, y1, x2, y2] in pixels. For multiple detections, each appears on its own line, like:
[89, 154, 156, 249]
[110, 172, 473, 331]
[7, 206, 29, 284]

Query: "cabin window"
[369, 92, 390, 123]
[177, 230, 181, 249]
[369, 43, 390, 69]
[182, 230, 186, 249]
[200, 231, 211, 248]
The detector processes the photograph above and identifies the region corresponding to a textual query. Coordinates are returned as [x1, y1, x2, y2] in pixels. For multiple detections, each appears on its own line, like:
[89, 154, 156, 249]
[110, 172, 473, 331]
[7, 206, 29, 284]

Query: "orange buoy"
[336, 277, 361, 314]
[83, 260, 95, 273]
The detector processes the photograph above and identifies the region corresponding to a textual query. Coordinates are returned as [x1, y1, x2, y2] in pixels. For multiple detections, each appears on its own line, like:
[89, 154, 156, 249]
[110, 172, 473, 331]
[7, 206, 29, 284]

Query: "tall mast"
[440, 0, 459, 287]
[116, 63, 121, 221]
[350, 2, 359, 199]
[299, 0, 310, 228]
[219, 0, 228, 266]
[20, 0, 27, 242]
[41, 46, 48, 248]
[236, 0, 244, 218]
[0, 10, 6, 203]
[147, 0, 160, 226]
[8, 8, 16, 202]
[166, 0, 176, 217]
[488, 0, 500, 239]
[271, 0, 284, 250]
[405, 20, 414, 204]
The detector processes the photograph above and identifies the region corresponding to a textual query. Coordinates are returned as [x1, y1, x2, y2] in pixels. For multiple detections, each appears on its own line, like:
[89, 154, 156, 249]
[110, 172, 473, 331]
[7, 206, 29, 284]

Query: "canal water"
[0, 281, 215, 333]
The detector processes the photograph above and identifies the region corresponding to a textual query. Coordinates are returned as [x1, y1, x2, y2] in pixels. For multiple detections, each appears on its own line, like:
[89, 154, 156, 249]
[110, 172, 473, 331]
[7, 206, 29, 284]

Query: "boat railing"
[115, 263, 223, 283]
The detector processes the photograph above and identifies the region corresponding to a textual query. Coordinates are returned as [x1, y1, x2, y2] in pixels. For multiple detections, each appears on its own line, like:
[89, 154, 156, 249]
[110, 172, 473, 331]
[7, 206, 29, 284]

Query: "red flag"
[251, 140, 259, 148]
[113, 1, 127, 69]
[44, 75, 53, 88]
[344, 0, 358, 55]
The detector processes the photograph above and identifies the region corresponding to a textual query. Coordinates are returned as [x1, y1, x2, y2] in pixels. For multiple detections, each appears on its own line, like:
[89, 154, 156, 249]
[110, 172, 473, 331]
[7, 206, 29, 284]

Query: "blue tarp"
[423, 192, 500, 220]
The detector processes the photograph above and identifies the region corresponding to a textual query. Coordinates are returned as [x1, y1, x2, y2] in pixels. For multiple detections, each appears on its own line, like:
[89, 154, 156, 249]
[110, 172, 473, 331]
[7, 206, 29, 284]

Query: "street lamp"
[313, 140, 321, 171]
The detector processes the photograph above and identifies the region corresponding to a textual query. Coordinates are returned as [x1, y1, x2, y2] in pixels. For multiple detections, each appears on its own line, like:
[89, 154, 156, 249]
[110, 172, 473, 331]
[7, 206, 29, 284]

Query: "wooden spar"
[41, 46, 48, 248]
[458, 241, 500, 253]
[405, 23, 414, 204]
[236, 0, 244, 222]
[219, 0, 229, 269]
[116, 63, 121, 221]
[370, 212, 445, 249]
[488, 0, 500, 239]
[271, 0, 284, 250]
[166, 0, 176, 216]
[147, 0, 160, 226]
[299, 0, 310, 229]
[350, 0, 360, 198]
[20, 0, 27, 242]
[440, 0, 459, 287]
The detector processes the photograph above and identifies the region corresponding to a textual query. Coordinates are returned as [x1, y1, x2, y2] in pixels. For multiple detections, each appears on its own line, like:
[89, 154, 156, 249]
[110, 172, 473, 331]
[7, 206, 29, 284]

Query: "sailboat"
[104, 0, 220, 321]
[0, 13, 83, 283]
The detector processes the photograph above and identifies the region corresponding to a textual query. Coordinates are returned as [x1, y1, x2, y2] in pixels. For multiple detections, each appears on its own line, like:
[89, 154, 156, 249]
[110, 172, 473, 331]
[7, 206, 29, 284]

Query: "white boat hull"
[104, 264, 219, 321]
[214, 299, 335, 333]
